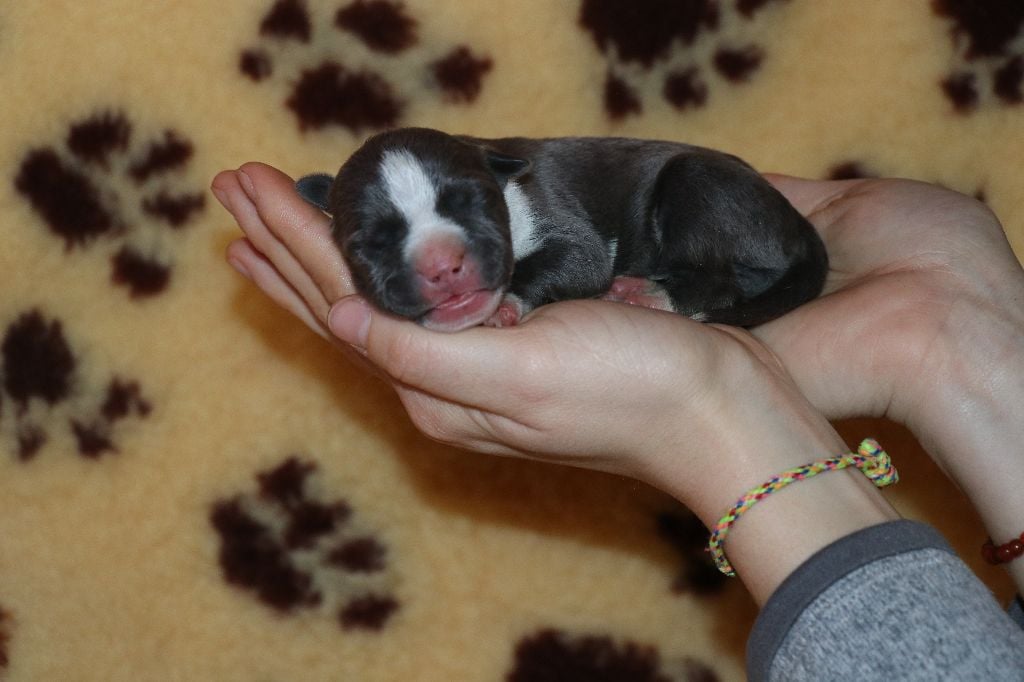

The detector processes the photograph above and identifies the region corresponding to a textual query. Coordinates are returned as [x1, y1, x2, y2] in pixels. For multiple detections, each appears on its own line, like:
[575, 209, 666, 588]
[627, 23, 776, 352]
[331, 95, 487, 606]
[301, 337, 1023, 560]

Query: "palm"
[383, 299, 743, 468]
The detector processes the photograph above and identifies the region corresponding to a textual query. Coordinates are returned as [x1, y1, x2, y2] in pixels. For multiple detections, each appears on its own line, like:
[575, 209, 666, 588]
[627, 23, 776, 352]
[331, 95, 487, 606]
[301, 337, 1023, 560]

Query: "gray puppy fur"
[297, 127, 827, 332]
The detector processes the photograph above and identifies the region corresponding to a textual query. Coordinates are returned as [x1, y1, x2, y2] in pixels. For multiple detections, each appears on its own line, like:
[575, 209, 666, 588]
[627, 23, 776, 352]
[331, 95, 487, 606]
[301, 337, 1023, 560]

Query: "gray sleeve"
[1010, 594, 1024, 629]
[747, 520, 1024, 682]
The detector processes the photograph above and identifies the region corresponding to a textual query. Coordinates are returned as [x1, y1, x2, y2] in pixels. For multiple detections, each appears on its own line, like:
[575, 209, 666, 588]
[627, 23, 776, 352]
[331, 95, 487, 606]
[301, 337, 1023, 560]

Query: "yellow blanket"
[2, 1, 1020, 679]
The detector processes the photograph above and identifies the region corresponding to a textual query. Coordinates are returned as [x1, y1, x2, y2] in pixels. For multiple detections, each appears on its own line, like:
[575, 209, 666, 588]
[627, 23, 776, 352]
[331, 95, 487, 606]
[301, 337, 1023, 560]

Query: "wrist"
[644, 380, 851, 525]
[722, 466, 899, 605]
[649, 417, 900, 604]
[663, 432, 897, 602]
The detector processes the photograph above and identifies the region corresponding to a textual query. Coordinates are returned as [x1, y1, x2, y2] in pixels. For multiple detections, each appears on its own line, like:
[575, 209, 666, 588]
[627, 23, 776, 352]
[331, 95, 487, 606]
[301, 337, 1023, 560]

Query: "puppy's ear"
[295, 173, 334, 213]
[484, 151, 530, 187]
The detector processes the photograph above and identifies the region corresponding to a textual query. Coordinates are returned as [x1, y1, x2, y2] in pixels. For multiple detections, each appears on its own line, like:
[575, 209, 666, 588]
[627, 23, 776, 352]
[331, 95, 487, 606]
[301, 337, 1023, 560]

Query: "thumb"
[328, 295, 374, 350]
[327, 296, 521, 410]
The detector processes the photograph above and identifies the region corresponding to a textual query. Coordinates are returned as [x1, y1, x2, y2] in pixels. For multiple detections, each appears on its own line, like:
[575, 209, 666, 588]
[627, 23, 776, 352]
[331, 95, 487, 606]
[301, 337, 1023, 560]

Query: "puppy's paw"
[484, 294, 524, 328]
[602, 277, 674, 312]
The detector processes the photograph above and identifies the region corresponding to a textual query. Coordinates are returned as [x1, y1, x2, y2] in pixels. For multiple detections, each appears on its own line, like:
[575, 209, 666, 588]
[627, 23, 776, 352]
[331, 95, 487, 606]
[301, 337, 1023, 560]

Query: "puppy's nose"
[414, 239, 466, 286]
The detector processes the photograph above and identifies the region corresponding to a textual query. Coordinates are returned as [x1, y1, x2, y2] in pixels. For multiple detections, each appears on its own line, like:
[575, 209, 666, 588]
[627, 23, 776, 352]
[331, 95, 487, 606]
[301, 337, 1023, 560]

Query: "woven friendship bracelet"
[708, 438, 898, 577]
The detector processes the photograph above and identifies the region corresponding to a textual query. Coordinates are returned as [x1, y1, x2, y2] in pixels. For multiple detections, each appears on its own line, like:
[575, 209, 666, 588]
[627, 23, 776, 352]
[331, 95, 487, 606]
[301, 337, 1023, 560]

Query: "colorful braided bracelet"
[708, 438, 899, 577]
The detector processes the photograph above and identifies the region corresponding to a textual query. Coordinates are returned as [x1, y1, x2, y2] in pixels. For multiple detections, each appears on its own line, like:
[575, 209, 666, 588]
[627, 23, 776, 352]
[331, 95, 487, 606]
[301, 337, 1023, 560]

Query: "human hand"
[760, 176, 1024, 587]
[758, 176, 1024, 426]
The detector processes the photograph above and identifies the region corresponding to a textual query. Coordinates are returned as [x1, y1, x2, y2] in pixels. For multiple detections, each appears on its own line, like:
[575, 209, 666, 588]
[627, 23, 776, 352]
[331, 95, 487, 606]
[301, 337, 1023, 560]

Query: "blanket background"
[2, 1, 1022, 680]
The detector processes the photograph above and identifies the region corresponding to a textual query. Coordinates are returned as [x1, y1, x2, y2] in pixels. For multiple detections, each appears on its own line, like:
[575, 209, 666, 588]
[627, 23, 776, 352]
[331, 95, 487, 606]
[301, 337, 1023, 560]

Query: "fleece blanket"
[1, 1, 1021, 680]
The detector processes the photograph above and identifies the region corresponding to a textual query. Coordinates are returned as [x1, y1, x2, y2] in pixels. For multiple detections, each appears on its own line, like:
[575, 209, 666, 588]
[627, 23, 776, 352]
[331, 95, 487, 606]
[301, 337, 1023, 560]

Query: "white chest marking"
[504, 181, 541, 261]
[379, 149, 466, 259]
[606, 238, 619, 266]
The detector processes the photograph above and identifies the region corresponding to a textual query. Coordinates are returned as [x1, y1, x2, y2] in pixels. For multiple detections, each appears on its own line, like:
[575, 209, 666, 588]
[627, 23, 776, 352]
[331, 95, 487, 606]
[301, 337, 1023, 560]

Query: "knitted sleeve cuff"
[745, 519, 953, 681]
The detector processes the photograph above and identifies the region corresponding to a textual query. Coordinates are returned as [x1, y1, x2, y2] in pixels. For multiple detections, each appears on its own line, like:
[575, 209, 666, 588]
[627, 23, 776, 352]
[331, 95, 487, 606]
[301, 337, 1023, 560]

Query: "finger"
[395, 387, 522, 456]
[763, 174, 865, 220]
[236, 162, 354, 303]
[328, 297, 532, 411]
[212, 169, 333, 322]
[228, 238, 388, 379]
[226, 238, 331, 340]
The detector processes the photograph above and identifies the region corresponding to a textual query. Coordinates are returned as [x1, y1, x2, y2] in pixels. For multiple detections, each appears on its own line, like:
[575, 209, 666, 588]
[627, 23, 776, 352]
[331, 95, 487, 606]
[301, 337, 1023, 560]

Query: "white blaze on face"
[378, 149, 467, 261]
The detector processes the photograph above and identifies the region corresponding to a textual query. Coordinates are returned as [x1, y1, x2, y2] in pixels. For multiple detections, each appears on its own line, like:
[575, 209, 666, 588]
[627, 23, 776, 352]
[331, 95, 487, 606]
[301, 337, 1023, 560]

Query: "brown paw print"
[0, 606, 10, 672]
[0, 309, 151, 461]
[822, 159, 989, 203]
[211, 457, 400, 631]
[655, 512, 728, 596]
[14, 111, 205, 298]
[239, 0, 493, 132]
[825, 161, 880, 181]
[579, 0, 789, 120]
[509, 628, 720, 682]
[932, 1, 1024, 112]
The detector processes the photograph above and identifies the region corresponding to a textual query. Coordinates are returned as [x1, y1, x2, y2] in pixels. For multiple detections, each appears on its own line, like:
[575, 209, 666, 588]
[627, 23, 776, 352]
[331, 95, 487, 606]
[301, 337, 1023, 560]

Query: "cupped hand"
[211, 163, 844, 520]
[759, 176, 1024, 591]
[758, 176, 1024, 424]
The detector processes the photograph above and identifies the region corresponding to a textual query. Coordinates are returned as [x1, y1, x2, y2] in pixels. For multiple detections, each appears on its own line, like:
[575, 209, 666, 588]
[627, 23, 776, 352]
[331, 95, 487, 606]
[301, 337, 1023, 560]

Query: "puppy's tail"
[295, 173, 334, 213]
[702, 233, 828, 328]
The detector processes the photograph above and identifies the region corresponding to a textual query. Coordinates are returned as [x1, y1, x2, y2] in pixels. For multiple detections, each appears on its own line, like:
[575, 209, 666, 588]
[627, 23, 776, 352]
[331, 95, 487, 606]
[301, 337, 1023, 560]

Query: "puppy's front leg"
[485, 293, 527, 328]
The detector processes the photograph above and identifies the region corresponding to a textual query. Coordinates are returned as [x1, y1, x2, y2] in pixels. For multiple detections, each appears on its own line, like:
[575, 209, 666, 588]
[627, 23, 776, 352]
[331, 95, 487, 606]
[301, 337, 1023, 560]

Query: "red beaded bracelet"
[982, 531, 1024, 565]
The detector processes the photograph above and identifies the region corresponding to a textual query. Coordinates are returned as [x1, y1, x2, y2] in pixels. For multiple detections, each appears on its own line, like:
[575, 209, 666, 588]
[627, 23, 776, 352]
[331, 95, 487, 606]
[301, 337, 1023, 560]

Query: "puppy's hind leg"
[649, 151, 826, 327]
[655, 269, 745, 323]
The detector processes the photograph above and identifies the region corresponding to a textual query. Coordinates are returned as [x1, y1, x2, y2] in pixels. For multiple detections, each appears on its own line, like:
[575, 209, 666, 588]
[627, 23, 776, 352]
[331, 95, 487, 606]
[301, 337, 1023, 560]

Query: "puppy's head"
[319, 128, 528, 331]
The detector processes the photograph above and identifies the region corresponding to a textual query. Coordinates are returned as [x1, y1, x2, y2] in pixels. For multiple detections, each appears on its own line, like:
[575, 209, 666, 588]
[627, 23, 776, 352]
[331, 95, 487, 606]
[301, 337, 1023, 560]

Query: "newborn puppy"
[297, 127, 827, 331]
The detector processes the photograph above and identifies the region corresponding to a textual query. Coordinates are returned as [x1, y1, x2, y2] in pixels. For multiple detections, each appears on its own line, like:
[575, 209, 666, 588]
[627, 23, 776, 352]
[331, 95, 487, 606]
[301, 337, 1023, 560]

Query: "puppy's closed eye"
[373, 214, 406, 238]
[351, 214, 405, 253]
[437, 184, 475, 214]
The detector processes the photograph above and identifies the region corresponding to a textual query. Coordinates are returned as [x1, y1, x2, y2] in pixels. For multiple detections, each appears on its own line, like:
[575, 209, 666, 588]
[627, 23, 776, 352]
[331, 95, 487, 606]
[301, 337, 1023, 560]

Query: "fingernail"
[329, 298, 371, 348]
[237, 169, 257, 202]
[228, 257, 251, 281]
[211, 186, 230, 211]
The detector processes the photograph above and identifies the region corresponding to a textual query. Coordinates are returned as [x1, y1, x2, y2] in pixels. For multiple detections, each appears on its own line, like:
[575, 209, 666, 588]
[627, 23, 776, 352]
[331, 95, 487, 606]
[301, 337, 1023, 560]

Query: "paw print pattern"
[239, 0, 493, 132]
[0, 606, 9, 672]
[508, 628, 720, 682]
[932, 1, 1024, 112]
[14, 111, 205, 298]
[826, 161, 879, 181]
[655, 512, 728, 596]
[822, 160, 990, 203]
[0, 309, 151, 461]
[579, 0, 789, 120]
[211, 457, 400, 631]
